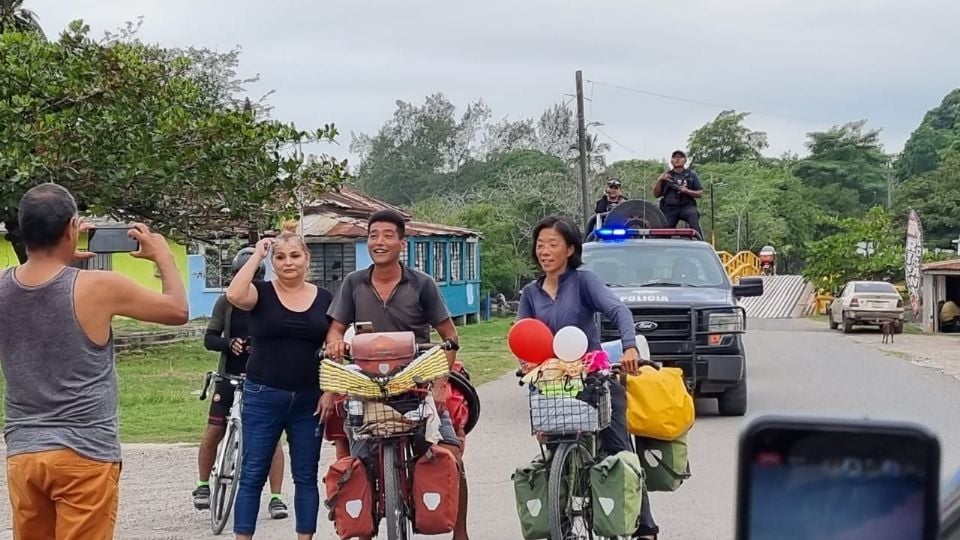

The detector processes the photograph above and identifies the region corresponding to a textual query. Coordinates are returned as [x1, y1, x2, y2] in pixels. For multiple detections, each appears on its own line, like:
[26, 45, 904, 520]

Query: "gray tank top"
[0, 266, 120, 462]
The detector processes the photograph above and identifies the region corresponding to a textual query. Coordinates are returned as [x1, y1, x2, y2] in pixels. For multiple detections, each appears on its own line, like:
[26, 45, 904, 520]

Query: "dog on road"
[881, 320, 895, 344]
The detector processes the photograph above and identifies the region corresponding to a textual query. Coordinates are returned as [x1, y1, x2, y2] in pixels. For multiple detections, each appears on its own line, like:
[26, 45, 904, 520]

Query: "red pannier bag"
[412, 444, 461, 534]
[323, 394, 348, 442]
[350, 331, 418, 376]
[323, 456, 375, 539]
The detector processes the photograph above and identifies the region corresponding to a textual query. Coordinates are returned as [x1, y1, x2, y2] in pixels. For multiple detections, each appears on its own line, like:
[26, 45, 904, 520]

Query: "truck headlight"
[707, 311, 744, 334]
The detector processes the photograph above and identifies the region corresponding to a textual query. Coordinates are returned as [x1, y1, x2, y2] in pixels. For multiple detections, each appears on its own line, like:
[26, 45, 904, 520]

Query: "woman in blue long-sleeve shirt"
[517, 215, 659, 540]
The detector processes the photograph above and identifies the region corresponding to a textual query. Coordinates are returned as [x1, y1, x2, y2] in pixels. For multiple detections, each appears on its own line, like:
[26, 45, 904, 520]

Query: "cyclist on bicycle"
[517, 216, 659, 540]
[192, 247, 289, 520]
[321, 209, 471, 540]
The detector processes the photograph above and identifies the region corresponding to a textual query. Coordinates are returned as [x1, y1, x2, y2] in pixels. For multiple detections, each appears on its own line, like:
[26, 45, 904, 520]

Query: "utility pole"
[887, 167, 894, 209]
[575, 70, 590, 227]
[710, 178, 716, 248]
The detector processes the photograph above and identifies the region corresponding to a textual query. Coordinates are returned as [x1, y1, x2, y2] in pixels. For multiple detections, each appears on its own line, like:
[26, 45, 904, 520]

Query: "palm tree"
[0, 0, 42, 35]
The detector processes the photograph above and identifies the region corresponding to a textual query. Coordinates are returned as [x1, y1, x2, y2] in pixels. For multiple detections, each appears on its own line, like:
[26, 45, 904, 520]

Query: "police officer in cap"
[654, 150, 704, 236]
[595, 178, 628, 214]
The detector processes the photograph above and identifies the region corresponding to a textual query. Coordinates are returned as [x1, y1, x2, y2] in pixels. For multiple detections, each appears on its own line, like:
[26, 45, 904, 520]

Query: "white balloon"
[343, 324, 357, 344]
[553, 326, 589, 361]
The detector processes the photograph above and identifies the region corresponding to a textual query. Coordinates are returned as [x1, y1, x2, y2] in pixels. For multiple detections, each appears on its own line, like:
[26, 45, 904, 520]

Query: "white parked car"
[828, 280, 904, 334]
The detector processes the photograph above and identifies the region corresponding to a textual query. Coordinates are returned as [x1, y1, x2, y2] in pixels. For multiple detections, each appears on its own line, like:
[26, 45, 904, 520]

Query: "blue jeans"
[233, 381, 322, 536]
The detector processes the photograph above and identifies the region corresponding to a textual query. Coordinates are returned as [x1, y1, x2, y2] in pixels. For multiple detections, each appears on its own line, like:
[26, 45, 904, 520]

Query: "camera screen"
[746, 429, 930, 540]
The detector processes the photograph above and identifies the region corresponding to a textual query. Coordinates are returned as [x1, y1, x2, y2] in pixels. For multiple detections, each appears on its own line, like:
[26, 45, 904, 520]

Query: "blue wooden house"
[299, 188, 483, 324]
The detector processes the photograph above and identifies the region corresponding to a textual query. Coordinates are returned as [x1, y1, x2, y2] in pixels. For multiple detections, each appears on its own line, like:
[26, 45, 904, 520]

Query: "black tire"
[605, 200, 668, 230]
[449, 370, 481, 435]
[895, 320, 904, 334]
[718, 378, 748, 417]
[828, 312, 839, 330]
[548, 442, 595, 540]
[842, 312, 853, 334]
[382, 441, 411, 540]
[210, 420, 242, 535]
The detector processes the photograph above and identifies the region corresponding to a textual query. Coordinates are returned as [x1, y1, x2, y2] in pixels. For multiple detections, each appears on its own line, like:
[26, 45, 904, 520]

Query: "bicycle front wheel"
[548, 441, 595, 540]
[210, 419, 242, 535]
[382, 441, 412, 540]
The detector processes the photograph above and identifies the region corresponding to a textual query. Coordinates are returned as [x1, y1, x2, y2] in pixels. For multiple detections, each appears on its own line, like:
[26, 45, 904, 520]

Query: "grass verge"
[0, 317, 515, 443]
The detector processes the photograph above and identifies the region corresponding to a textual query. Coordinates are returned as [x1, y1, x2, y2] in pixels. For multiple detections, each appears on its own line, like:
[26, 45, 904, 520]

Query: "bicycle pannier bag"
[350, 331, 418, 376]
[323, 456, 375, 539]
[412, 444, 461, 534]
[589, 451, 644, 537]
[512, 457, 550, 539]
[624, 366, 695, 440]
[635, 433, 691, 492]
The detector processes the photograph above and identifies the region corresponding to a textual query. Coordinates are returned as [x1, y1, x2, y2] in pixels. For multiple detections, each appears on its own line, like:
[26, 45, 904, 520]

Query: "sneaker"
[192, 485, 210, 510]
[269, 498, 289, 519]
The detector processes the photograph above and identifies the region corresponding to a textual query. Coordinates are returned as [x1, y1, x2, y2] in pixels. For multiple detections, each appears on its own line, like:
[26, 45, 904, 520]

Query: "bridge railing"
[717, 250, 761, 282]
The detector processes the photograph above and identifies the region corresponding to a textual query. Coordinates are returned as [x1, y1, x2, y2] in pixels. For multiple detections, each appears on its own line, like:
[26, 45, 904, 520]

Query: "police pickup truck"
[583, 201, 764, 416]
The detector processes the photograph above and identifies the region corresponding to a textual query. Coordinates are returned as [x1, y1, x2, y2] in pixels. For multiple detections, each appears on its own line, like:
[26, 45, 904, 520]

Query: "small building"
[298, 187, 483, 325]
[920, 259, 960, 332]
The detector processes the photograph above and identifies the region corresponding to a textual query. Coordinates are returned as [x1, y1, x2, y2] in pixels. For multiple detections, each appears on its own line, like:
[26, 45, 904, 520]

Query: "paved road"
[3, 318, 960, 539]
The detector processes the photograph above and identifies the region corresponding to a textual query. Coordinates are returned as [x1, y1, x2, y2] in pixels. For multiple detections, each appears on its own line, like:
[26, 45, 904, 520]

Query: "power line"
[593, 126, 642, 157]
[587, 79, 912, 136]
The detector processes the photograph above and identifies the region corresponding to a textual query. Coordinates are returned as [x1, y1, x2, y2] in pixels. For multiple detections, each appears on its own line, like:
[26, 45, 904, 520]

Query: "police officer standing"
[654, 150, 704, 236]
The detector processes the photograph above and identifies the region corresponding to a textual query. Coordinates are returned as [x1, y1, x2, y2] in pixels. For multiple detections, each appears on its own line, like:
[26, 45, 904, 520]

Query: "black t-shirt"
[246, 280, 333, 391]
[661, 169, 702, 208]
[224, 308, 250, 375]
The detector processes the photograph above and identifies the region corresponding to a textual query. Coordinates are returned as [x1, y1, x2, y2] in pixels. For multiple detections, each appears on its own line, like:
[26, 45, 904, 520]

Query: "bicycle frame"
[200, 371, 245, 535]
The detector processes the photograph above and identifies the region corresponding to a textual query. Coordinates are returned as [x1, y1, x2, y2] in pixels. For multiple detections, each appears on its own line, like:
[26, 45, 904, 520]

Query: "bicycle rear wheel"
[210, 419, 242, 535]
[548, 441, 596, 540]
[382, 441, 412, 540]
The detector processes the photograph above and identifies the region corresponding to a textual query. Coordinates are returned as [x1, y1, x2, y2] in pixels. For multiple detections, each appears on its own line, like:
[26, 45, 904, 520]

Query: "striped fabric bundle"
[319, 346, 450, 398]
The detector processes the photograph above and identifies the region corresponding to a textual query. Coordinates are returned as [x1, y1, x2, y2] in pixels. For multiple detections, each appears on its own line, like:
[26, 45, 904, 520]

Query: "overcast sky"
[33, 0, 960, 166]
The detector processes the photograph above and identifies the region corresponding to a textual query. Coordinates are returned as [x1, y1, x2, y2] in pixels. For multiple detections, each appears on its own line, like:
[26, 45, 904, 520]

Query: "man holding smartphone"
[0, 183, 189, 540]
[653, 150, 704, 237]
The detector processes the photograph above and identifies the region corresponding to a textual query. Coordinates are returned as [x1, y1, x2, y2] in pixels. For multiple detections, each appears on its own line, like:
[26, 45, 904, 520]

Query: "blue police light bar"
[593, 227, 700, 240]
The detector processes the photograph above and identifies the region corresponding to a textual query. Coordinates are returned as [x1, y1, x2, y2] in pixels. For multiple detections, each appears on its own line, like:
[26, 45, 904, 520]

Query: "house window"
[450, 242, 463, 282]
[432, 242, 447, 282]
[401, 241, 409, 267]
[414, 242, 427, 272]
[466, 242, 477, 280]
[72, 252, 112, 271]
[204, 239, 245, 289]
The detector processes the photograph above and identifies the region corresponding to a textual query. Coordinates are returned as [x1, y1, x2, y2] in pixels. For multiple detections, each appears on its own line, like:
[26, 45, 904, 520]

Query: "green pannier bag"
[635, 433, 692, 492]
[512, 457, 550, 539]
[589, 451, 644, 537]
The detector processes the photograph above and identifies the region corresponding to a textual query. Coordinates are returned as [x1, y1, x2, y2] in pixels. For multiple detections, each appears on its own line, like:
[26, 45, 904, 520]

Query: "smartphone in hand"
[87, 227, 139, 254]
[736, 415, 940, 540]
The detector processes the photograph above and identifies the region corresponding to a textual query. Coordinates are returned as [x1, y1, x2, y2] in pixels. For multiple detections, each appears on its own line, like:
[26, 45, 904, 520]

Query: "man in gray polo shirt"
[322, 209, 470, 540]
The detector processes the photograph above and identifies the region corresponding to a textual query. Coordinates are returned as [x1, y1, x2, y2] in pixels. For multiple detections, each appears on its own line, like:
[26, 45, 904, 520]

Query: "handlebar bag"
[323, 456, 375, 539]
[412, 444, 461, 534]
[351, 331, 418, 376]
[623, 366, 694, 441]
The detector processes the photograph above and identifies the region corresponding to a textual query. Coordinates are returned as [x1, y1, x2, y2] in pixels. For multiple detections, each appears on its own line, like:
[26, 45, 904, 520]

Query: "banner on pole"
[905, 209, 923, 316]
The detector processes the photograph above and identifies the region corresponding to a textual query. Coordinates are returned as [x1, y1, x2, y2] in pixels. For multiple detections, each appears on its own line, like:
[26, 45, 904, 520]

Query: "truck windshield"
[583, 244, 729, 288]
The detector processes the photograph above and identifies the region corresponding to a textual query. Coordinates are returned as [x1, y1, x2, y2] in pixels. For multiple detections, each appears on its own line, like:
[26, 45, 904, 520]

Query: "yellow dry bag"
[624, 366, 694, 441]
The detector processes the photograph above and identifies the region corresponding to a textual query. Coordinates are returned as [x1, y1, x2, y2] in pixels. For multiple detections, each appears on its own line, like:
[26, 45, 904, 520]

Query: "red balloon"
[508, 318, 555, 364]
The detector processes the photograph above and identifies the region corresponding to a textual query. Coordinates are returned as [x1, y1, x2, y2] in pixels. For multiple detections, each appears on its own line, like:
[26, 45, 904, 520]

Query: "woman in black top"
[226, 223, 332, 540]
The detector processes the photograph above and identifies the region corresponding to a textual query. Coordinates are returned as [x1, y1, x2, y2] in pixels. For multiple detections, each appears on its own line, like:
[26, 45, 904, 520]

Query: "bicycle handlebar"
[199, 371, 245, 401]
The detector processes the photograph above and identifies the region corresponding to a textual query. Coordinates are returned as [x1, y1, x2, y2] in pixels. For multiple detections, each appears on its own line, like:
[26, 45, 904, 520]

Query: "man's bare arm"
[434, 317, 460, 368]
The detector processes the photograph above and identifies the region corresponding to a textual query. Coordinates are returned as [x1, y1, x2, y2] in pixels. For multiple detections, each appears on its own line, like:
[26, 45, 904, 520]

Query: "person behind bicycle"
[192, 247, 288, 519]
[517, 215, 659, 540]
[321, 209, 470, 540]
[226, 222, 334, 540]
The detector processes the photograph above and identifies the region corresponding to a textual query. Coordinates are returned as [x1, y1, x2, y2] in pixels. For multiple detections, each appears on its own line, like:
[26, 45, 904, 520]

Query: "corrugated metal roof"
[300, 211, 479, 239]
[923, 259, 960, 272]
[306, 187, 412, 219]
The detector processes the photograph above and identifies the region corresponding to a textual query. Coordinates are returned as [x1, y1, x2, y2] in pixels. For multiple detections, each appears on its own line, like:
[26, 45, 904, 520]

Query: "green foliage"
[802, 207, 905, 294]
[687, 110, 768, 165]
[791, 120, 890, 216]
[598, 159, 665, 201]
[0, 0, 41, 35]
[894, 147, 960, 247]
[896, 89, 960, 181]
[0, 22, 347, 262]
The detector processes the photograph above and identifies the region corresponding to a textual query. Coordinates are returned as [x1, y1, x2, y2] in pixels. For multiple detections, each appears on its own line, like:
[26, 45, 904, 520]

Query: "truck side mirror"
[733, 277, 764, 298]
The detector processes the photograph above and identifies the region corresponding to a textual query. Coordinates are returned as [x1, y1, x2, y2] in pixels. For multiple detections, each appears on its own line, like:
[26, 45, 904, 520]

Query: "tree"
[0, 0, 41, 35]
[802, 207, 904, 294]
[791, 120, 890, 216]
[896, 89, 960, 181]
[687, 110, 769, 165]
[597, 159, 666, 201]
[0, 22, 347, 263]
[894, 147, 960, 248]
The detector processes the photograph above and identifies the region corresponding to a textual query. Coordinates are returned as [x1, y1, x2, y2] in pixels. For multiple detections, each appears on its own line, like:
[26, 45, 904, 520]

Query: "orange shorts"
[6, 448, 121, 540]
